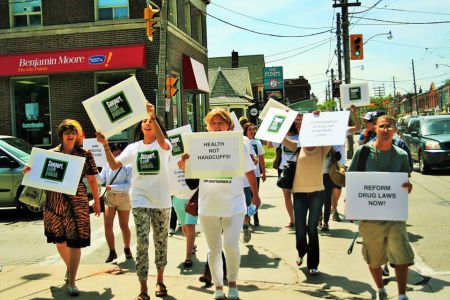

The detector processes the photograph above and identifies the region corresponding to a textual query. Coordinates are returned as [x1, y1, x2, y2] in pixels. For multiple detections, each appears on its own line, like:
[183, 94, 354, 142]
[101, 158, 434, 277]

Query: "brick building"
[0, 0, 210, 147]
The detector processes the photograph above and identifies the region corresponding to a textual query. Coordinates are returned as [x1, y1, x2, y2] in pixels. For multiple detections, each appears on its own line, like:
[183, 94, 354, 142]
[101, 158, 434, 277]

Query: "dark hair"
[57, 120, 79, 142]
[132, 115, 168, 142]
[110, 143, 122, 152]
[288, 120, 299, 135]
[243, 122, 256, 137]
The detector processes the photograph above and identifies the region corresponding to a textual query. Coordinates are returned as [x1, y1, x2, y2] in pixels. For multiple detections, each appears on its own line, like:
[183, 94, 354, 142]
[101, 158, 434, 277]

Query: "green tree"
[317, 99, 337, 111]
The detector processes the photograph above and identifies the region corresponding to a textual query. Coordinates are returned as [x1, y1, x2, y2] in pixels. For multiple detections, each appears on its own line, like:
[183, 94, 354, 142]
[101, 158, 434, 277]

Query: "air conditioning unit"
[23, 6, 32, 12]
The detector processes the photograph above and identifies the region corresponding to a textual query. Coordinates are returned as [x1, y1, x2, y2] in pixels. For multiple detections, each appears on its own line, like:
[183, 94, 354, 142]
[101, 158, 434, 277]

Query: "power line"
[359, 5, 450, 16]
[265, 37, 333, 57]
[351, 16, 450, 25]
[349, 0, 383, 15]
[209, 1, 332, 30]
[206, 12, 332, 38]
[370, 40, 450, 50]
[352, 72, 450, 83]
[266, 40, 331, 63]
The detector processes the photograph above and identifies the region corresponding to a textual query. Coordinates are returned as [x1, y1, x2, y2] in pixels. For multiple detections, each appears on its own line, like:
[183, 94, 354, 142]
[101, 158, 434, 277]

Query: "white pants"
[199, 214, 245, 287]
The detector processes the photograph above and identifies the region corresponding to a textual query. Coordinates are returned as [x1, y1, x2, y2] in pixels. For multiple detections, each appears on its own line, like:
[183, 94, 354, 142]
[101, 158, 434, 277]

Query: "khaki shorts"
[359, 220, 414, 268]
[105, 191, 131, 211]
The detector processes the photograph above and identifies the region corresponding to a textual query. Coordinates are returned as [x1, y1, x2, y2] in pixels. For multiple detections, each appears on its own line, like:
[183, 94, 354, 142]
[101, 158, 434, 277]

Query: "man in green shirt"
[348, 115, 413, 300]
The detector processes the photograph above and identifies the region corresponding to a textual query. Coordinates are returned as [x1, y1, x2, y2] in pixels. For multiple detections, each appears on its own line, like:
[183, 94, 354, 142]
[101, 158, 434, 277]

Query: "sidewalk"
[0, 169, 449, 299]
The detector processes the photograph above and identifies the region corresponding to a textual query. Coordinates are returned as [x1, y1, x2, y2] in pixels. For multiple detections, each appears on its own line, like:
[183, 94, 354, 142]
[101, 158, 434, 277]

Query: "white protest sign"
[340, 82, 370, 108]
[255, 107, 298, 144]
[345, 172, 409, 221]
[82, 76, 148, 138]
[22, 147, 85, 195]
[167, 125, 192, 157]
[299, 111, 350, 147]
[230, 111, 243, 131]
[259, 98, 291, 120]
[183, 131, 244, 178]
[83, 138, 107, 168]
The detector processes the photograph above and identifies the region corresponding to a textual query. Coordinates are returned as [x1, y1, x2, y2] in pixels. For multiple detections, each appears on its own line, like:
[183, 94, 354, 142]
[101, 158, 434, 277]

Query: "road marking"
[39, 216, 136, 266]
[411, 244, 450, 276]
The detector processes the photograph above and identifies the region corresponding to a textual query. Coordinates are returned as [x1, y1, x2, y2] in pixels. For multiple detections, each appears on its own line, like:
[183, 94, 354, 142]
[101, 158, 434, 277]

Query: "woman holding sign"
[282, 111, 331, 276]
[23, 119, 101, 297]
[178, 108, 261, 300]
[96, 103, 172, 300]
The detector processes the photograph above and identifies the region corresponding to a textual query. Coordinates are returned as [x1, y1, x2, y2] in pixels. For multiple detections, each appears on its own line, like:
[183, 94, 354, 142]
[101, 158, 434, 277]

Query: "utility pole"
[412, 59, 419, 115]
[392, 76, 397, 116]
[336, 12, 343, 110]
[330, 68, 335, 109]
[333, 0, 361, 158]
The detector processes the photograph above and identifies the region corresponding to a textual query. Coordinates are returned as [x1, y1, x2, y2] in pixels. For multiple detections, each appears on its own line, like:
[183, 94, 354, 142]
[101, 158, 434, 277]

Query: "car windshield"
[0, 137, 32, 163]
[421, 119, 450, 136]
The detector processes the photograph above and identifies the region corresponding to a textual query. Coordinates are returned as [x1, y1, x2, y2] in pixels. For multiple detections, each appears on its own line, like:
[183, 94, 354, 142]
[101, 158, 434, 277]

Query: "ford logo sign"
[88, 55, 106, 64]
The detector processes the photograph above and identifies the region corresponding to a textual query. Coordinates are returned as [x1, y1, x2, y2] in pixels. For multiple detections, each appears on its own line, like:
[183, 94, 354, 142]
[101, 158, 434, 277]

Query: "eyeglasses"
[63, 130, 78, 135]
[377, 124, 395, 130]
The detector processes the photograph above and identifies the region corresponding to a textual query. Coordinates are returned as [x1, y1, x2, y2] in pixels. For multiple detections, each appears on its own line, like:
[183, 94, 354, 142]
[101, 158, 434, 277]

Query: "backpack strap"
[357, 145, 370, 171]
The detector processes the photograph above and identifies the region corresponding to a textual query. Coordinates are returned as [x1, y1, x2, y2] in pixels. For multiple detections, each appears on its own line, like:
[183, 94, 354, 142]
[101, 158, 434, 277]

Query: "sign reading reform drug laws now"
[82, 76, 148, 138]
[22, 147, 86, 195]
[345, 172, 409, 221]
[182, 131, 244, 179]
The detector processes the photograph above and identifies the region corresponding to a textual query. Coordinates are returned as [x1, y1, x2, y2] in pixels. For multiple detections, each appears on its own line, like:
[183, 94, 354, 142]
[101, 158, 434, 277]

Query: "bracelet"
[103, 145, 110, 151]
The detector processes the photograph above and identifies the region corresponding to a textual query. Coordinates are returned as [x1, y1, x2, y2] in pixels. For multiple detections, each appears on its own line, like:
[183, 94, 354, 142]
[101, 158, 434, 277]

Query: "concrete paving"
[1, 169, 449, 299]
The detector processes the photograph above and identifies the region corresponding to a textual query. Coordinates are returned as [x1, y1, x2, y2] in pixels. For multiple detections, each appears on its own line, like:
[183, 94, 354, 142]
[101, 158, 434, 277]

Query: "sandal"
[191, 244, 197, 255]
[155, 282, 167, 297]
[296, 257, 303, 267]
[183, 259, 193, 268]
[135, 292, 150, 300]
[285, 222, 295, 228]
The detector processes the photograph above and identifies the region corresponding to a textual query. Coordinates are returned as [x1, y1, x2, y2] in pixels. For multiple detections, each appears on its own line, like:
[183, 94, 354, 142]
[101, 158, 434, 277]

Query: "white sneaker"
[168, 228, 175, 236]
[213, 289, 225, 299]
[378, 290, 388, 300]
[228, 287, 239, 300]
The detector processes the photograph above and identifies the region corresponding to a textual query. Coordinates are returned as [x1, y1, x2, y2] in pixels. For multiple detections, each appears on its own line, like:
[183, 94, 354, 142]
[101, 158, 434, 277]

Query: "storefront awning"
[183, 55, 210, 93]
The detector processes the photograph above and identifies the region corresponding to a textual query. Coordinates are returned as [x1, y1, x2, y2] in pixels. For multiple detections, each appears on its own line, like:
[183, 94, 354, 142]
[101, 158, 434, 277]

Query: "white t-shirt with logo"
[117, 140, 172, 209]
[243, 136, 256, 187]
[249, 138, 265, 177]
[198, 146, 255, 217]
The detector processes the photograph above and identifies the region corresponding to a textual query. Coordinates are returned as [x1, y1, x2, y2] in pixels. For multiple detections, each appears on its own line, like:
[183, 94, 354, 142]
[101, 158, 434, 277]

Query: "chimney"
[231, 50, 239, 68]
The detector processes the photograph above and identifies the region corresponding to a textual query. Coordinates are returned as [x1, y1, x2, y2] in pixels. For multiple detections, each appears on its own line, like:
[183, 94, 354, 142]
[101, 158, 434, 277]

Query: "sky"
[206, 0, 450, 103]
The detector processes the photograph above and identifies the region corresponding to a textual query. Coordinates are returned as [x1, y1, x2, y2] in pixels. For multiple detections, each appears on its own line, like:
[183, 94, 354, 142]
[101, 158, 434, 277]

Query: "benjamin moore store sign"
[0, 45, 146, 76]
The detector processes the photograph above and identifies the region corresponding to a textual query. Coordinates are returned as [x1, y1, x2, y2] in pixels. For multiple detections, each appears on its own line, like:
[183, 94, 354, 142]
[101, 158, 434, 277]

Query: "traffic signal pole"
[332, 0, 361, 158]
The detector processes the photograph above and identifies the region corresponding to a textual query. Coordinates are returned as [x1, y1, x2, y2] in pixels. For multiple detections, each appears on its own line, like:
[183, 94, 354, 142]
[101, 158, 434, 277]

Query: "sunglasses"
[377, 124, 395, 130]
[63, 130, 78, 135]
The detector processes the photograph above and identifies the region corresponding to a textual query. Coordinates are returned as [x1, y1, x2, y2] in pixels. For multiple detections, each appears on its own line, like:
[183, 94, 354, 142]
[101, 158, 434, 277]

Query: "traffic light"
[332, 80, 342, 98]
[166, 75, 178, 98]
[350, 34, 364, 60]
[144, 6, 159, 41]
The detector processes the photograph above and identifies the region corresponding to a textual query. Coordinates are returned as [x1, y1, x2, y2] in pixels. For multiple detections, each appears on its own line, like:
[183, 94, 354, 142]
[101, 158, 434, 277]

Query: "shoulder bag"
[19, 186, 47, 208]
[98, 167, 122, 213]
[328, 147, 347, 187]
[276, 148, 300, 189]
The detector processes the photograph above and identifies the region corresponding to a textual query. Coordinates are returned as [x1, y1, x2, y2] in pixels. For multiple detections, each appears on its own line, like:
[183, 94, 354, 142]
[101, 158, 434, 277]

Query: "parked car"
[403, 115, 450, 174]
[0, 135, 37, 213]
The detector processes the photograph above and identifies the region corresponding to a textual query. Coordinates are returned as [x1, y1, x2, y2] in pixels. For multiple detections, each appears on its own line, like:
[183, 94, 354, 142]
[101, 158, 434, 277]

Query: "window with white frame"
[168, 0, 177, 26]
[196, 11, 203, 44]
[184, 2, 191, 36]
[11, 0, 42, 27]
[98, 0, 129, 21]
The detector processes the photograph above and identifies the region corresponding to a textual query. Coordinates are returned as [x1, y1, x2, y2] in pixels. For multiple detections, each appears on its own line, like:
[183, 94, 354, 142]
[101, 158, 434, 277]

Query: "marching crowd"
[23, 103, 414, 300]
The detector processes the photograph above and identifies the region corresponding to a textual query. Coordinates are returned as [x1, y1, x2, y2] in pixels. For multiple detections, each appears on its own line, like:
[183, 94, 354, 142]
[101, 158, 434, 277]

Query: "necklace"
[375, 147, 395, 172]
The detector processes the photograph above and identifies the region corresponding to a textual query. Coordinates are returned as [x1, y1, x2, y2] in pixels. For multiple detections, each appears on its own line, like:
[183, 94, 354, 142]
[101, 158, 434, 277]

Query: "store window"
[168, 0, 177, 26]
[11, 0, 42, 27]
[12, 77, 51, 146]
[184, 2, 191, 36]
[96, 71, 135, 141]
[171, 77, 181, 128]
[186, 93, 195, 131]
[98, 0, 129, 21]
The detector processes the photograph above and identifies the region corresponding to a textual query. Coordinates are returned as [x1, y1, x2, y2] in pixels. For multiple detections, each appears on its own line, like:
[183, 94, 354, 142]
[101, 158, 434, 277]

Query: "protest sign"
[258, 98, 291, 120]
[299, 111, 350, 147]
[182, 131, 244, 178]
[340, 82, 370, 108]
[83, 138, 107, 168]
[22, 147, 85, 195]
[345, 172, 409, 221]
[255, 107, 298, 143]
[82, 76, 148, 138]
[230, 111, 243, 131]
[167, 125, 192, 157]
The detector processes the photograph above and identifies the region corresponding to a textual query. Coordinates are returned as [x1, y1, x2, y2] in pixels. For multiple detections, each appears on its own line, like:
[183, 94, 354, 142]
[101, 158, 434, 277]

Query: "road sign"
[250, 107, 259, 117]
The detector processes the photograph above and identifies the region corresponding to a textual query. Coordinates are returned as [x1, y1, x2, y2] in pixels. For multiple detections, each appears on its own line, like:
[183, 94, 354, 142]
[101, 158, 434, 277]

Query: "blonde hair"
[204, 108, 234, 130]
[57, 119, 84, 146]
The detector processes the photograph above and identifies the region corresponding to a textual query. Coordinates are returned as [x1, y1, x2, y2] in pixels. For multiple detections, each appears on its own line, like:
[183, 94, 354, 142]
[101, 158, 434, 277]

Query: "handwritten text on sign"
[299, 111, 350, 147]
[183, 131, 244, 179]
[345, 172, 409, 221]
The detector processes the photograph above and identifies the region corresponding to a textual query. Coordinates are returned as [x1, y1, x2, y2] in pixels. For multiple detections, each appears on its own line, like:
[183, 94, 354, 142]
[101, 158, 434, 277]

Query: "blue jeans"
[293, 191, 324, 269]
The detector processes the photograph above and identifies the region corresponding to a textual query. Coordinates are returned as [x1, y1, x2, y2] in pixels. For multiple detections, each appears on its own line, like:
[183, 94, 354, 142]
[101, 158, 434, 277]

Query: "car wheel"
[418, 152, 430, 174]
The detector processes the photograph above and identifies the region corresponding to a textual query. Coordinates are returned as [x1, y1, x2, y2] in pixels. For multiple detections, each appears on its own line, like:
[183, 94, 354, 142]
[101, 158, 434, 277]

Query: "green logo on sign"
[40, 158, 68, 182]
[137, 150, 160, 175]
[349, 87, 362, 101]
[101, 91, 133, 123]
[169, 134, 184, 157]
[268, 115, 286, 133]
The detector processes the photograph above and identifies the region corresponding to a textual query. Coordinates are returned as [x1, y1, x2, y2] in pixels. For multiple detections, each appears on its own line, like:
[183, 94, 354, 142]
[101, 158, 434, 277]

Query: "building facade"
[0, 0, 209, 147]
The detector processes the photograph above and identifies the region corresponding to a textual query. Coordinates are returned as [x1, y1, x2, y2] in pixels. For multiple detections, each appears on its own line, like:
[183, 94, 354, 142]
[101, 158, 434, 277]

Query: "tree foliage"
[317, 99, 337, 111]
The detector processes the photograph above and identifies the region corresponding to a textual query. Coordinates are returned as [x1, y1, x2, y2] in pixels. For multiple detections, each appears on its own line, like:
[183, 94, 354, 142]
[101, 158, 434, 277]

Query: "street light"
[363, 30, 393, 45]
[351, 65, 364, 70]
[435, 63, 450, 69]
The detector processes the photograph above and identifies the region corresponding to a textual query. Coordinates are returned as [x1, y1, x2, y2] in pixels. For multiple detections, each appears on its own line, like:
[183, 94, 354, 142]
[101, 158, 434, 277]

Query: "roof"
[208, 55, 265, 85]
[209, 67, 253, 99]
[209, 96, 255, 106]
[288, 99, 318, 112]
